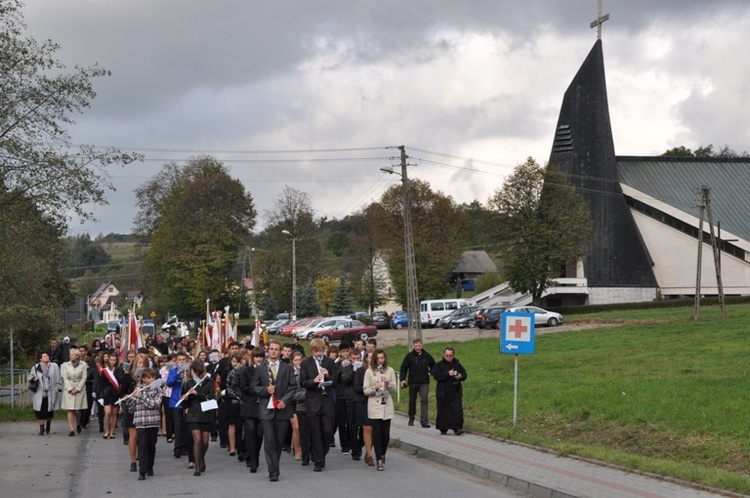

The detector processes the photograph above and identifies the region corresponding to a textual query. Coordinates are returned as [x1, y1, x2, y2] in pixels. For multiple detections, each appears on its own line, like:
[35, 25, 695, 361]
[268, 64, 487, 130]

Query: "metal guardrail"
[0, 368, 31, 407]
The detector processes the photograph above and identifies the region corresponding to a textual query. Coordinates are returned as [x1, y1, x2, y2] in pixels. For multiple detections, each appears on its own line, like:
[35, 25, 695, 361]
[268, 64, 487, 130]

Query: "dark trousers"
[172, 407, 188, 457]
[137, 427, 158, 475]
[162, 397, 174, 437]
[371, 418, 391, 461]
[308, 407, 334, 465]
[408, 383, 430, 424]
[296, 411, 312, 463]
[335, 397, 350, 451]
[98, 402, 105, 432]
[261, 418, 289, 478]
[346, 400, 360, 457]
[81, 386, 94, 427]
[217, 399, 227, 444]
[242, 417, 263, 469]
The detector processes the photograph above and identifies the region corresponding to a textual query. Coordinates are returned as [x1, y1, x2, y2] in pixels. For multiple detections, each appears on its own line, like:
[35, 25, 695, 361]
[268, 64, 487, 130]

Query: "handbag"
[28, 376, 39, 393]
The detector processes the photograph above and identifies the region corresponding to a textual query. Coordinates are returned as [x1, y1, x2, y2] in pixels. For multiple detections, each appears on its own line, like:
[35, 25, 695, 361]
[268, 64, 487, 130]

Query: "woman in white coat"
[61, 348, 88, 436]
[29, 351, 62, 435]
[362, 349, 397, 471]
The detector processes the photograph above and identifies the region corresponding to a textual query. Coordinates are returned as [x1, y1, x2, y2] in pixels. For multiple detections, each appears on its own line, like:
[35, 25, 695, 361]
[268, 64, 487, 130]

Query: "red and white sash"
[103, 367, 119, 390]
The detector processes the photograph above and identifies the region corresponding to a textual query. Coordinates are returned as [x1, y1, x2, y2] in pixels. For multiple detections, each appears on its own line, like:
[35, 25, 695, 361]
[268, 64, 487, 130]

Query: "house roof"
[453, 251, 498, 274]
[91, 280, 116, 298]
[617, 156, 750, 241]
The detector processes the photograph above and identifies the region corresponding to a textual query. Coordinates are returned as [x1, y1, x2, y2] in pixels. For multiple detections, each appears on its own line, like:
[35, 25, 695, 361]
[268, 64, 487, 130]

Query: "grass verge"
[387, 303, 750, 494]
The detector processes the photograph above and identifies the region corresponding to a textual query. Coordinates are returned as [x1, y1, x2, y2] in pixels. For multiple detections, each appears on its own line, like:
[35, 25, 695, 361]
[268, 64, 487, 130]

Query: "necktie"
[271, 362, 278, 378]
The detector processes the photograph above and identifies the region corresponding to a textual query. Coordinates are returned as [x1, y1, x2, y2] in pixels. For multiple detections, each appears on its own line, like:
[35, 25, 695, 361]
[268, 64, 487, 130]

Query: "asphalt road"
[1, 421, 526, 497]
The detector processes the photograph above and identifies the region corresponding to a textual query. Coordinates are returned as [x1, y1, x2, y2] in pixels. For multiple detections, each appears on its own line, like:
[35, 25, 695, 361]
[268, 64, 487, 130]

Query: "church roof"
[617, 156, 750, 241]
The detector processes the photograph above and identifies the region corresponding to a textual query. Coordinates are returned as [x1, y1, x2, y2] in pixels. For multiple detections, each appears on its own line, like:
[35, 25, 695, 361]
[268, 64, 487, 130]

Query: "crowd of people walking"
[29, 333, 468, 482]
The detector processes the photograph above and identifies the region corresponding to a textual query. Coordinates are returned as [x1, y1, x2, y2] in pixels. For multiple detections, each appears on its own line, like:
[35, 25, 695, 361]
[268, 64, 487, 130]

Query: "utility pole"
[704, 187, 726, 317]
[380, 146, 422, 346]
[694, 188, 705, 319]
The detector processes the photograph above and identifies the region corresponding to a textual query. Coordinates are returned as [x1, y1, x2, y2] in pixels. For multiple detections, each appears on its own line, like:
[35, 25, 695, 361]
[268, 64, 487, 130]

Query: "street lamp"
[281, 230, 297, 320]
[380, 145, 422, 344]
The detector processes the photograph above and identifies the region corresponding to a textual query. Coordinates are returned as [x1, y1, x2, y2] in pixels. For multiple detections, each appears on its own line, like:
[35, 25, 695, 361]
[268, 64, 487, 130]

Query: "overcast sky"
[22, 0, 750, 237]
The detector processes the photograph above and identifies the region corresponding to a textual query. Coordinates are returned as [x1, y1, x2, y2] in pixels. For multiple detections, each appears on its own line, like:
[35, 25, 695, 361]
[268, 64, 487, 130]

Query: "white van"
[420, 299, 470, 327]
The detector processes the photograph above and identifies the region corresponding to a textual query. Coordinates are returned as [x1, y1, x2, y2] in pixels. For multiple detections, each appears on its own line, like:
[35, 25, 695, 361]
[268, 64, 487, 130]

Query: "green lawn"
[388, 303, 750, 494]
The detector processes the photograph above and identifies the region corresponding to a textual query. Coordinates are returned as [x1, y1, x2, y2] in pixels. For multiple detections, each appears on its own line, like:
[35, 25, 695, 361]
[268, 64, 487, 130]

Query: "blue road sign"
[500, 312, 535, 355]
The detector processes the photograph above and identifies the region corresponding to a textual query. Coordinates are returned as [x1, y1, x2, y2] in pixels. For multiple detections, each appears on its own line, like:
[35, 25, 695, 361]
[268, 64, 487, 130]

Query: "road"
[1, 421, 526, 497]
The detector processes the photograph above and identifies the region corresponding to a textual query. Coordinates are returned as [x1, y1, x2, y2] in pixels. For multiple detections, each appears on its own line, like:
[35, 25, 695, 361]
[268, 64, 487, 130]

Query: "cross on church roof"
[590, 0, 610, 40]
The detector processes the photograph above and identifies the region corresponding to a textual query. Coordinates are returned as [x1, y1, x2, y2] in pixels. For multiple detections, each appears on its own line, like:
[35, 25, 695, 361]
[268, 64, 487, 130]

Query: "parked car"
[390, 310, 409, 329]
[475, 308, 487, 328]
[479, 307, 505, 329]
[450, 306, 480, 328]
[506, 306, 564, 327]
[439, 310, 460, 329]
[295, 318, 349, 340]
[106, 320, 121, 334]
[420, 299, 470, 328]
[266, 319, 291, 335]
[370, 311, 390, 329]
[279, 317, 319, 337]
[350, 311, 370, 324]
[311, 320, 378, 344]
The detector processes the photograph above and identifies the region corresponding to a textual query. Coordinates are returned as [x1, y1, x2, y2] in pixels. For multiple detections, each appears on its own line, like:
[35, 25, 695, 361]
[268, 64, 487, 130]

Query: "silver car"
[506, 306, 564, 327]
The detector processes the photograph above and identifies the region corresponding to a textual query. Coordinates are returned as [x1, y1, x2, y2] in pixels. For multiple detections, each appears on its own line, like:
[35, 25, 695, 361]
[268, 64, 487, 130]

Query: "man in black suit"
[300, 338, 336, 472]
[251, 340, 296, 482]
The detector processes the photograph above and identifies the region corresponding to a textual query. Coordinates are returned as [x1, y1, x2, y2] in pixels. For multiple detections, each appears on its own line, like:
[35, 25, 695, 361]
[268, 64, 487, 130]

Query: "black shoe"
[38, 426, 45, 436]
[146, 470, 153, 476]
[220, 443, 228, 449]
[249, 467, 257, 473]
[77, 425, 81, 434]
[123, 439, 129, 445]
[351, 454, 361, 461]
[313, 465, 322, 472]
[193, 470, 201, 477]
[440, 430, 447, 435]
[138, 474, 146, 481]
[340, 448, 350, 454]
[173, 452, 182, 458]
[130, 463, 137, 472]
[329, 441, 335, 448]
[421, 423, 431, 428]
[455, 428, 464, 435]
[408, 418, 414, 426]
[68, 431, 75, 437]
[211, 436, 217, 442]
[321, 461, 325, 468]
[229, 451, 236, 456]
[377, 460, 384, 471]
[46, 420, 51, 434]
[237, 453, 246, 461]
[301, 460, 309, 466]
[269, 474, 279, 482]
[281, 445, 290, 453]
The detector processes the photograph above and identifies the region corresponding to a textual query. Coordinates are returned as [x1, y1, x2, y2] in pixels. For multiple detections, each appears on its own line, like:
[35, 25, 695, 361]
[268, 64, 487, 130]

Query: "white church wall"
[587, 287, 657, 305]
[630, 210, 750, 296]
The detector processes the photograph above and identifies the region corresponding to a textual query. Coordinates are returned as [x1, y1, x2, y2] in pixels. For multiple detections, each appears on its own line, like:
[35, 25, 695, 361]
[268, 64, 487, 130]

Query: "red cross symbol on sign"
[508, 319, 528, 339]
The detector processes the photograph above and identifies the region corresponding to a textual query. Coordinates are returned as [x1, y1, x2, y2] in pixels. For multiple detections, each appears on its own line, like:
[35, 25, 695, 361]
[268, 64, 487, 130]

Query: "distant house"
[452, 251, 499, 291]
[89, 281, 121, 312]
[125, 289, 144, 308]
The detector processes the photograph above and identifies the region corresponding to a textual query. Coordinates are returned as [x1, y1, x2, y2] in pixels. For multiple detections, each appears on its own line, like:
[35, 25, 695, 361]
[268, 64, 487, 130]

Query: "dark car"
[370, 311, 390, 329]
[390, 310, 409, 329]
[441, 306, 478, 329]
[475, 308, 487, 328]
[480, 307, 506, 329]
[312, 320, 378, 344]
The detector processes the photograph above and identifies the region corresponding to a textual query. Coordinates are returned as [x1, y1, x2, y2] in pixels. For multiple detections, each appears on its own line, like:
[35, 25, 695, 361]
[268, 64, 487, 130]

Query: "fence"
[0, 368, 31, 407]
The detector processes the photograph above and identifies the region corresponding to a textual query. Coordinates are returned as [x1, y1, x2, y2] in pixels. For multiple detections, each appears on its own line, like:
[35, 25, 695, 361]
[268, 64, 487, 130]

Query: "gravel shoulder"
[374, 321, 617, 348]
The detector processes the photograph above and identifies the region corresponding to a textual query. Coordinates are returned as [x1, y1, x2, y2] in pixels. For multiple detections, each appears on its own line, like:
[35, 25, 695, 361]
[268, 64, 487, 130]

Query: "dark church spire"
[549, 40, 657, 288]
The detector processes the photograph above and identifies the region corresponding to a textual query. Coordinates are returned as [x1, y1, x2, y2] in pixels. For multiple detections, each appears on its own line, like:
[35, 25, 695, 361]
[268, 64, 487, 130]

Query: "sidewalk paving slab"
[389, 413, 741, 498]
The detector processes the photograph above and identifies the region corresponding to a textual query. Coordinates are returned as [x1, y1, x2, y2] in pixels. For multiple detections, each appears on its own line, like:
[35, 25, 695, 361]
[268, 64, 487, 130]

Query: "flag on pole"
[205, 299, 212, 350]
[224, 306, 236, 350]
[211, 311, 220, 350]
[120, 310, 142, 360]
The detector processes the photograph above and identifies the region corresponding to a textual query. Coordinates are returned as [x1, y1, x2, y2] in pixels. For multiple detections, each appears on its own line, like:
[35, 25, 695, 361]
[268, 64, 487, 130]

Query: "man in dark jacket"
[433, 347, 467, 435]
[300, 338, 336, 472]
[399, 339, 435, 428]
[240, 347, 264, 473]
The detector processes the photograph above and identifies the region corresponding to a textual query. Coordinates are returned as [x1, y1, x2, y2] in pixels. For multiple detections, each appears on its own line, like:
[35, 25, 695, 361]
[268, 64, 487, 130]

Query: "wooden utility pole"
[704, 187, 726, 316]
[694, 188, 705, 319]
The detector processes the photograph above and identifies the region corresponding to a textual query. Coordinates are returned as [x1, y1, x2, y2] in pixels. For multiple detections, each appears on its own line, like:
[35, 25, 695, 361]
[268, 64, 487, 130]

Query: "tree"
[140, 156, 256, 316]
[662, 144, 749, 158]
[488, 158, 595, 304]
[0, 0, 140, 224]
[370, 179, 469, 305]
[256, 186, 323, 314]
[331, 277, 353, 315]
[315, 276, 339, 316]
[297, 280, 320, 318]
[62, 234, 112, 278]
[0, 186, 73, 360]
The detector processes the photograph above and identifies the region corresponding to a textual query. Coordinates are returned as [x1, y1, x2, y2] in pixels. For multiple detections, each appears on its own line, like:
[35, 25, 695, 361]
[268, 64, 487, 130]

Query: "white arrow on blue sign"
[500, 312, 535, 355]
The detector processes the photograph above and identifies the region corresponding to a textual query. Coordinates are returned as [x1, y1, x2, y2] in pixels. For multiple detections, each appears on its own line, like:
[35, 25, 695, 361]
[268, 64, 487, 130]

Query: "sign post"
[500, 312, 535, 427]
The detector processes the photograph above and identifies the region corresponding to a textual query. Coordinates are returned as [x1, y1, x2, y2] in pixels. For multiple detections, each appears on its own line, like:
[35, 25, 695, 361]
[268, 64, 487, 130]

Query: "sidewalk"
[389, 413, 739, 498]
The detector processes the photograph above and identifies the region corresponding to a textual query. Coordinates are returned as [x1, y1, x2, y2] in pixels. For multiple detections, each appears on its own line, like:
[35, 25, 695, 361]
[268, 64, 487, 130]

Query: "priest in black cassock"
[432, 347, 467, 435]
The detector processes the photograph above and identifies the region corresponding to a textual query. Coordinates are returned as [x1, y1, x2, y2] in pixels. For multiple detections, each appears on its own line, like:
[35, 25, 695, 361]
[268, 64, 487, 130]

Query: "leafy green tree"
[297, 280, 320, 317]
[475, 272, 503, 294]
[0, 186, 72, 360]
[263, 294, 279, 319]
[662, 144, 749, 158]
[0, 0, 139, 224]
[332, 277, 353, 315]
[63, 234, 112, 278]
[315, 276, 339, 316]
[139, 156, 256, 317]
[488, 158, 595, 305]
[370, 179, 468, 305]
